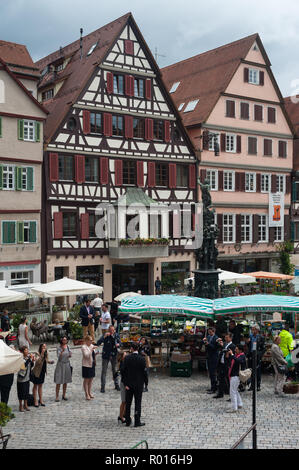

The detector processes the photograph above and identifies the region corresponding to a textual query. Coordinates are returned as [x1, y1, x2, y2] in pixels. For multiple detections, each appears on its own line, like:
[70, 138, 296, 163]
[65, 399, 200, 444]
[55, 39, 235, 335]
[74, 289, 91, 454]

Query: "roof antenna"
[80, 28, 83, 60]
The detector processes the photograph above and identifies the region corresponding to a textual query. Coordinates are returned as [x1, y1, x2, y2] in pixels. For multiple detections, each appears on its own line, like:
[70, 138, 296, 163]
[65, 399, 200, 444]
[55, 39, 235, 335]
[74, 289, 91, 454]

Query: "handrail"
[231, 424, 256, 449]
[131, 440, 148, 449]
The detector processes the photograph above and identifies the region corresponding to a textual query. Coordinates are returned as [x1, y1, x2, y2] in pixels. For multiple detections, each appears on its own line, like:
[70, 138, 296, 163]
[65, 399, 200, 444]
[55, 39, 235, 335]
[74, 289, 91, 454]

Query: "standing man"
[229, 320, 243, 345]
[97, 325, 120, 393]
[1, 309, 11, 332]
[122, 342, 148, 427]
[213, 332, 235, 399]
[99, 303, 111, 336]
[155, 277, 162, 295]
[91, 294, 103, 335]
[246, 324, 265, 391]
[79, 299, 95, 342]
[203, 327, 219, 394]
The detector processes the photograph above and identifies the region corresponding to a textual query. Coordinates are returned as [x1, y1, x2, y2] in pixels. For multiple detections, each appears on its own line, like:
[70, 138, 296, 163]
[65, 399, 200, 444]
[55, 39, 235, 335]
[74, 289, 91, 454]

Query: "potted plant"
[0, 402, 14, 449]
[70, 321, 84, 345]
[283, 381, 299, 394]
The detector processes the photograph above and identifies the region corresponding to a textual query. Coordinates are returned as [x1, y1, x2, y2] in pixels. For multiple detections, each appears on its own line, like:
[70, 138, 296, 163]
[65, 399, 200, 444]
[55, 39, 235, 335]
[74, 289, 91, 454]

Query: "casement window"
[223, 171, 235, 191]
[276, 174, 285, 193]
[63, 212, 77, 237]
[42, 89, 54, 101]
[0, 165, 33, 191]
[245, 173, 256, 192]
[208, 133, 220, 152]
[134, 78, 145, 98]
[113, 75, 124, 95]
[153, 120, 164, 141]
[268, 107, 276, 124]
[206, 169, 218, 191]
[223, 214, 235, 243]
[254, 105, 263, 122]
[85, 157, 98, 183]
[225, 134, 237, 153]
[58, 155, 74, 181]
[278, 141, 287, 158]
[248, 136, 258, 155]
[89, 213, 101, 238]
[176, 165, 188, 187]
[123, 161, 136, 185]
[274, 226, 284, 242]
[90, 112, 102, 134]
[226, 100, 235, 118]
[21, 167, 34, 191]
[248, 68, 262, 85]
[2, 165, 14, 190]
[133, 118, 145, 139]
[258, 215, 268, 242]
[241, 215, 252, 243]
[11, 271, 33, 285]
[155, 163, 168, 187]
[112, 115, 124, 137]
[261, 174, 271, 193]
[264, 139, 273, 156]
[17, 221, 37, 244]
[18, 120, 40, 142]
[240, 102, 250, 120]
[23, 120, 35, 141]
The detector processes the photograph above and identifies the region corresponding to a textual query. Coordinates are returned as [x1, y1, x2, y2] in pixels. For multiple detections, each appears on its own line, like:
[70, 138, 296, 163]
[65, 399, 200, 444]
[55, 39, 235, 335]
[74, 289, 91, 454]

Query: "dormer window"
[42, 89, 54, 101]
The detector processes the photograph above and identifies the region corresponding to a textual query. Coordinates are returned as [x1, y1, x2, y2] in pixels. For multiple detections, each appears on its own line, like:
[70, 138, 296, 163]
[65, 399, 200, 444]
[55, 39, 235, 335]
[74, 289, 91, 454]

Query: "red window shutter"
[256, 173, 261, 192]
[82, 110, 91, 134]
[236, 214, 242, 243]
[145, 119, 153, 140]
[169, 163, 177, 189]
[125, 116, 133, 139]
[53, 212, 63, 239]
[100, 157, 109, 185]
[145, 79, 152, 100]
[125, 75, 134, 96]
[259, 71, 264, 86]
[200, 169, 207, 183]
[217, 214, 223, 243]
[106, 72, 113, 94]
[254, 105, 263, 121]
[81, 213, 89, 240]
[189, 165, 196, 189]
[103, 113, 112, 136]
[226, 100, 235, 118]
[49, 153, 59, 182]
[253, 214, 259, 243]
[147, 162, 156, 187]
[279, 141, 286, 158]
[271, 174, 277, 193]
[220, 133, 226, 152]
[244, 68, 249, 83]
[114, 160, 123, 186]
[75, 155, 85, 184]
[237, 135, 242, 154]
[137, 161, 144, 187]
[235, 172, 240, 192]
[286, 175, 291, 194]
[164, 121, 171, 143]
[124, 39, 134, 55]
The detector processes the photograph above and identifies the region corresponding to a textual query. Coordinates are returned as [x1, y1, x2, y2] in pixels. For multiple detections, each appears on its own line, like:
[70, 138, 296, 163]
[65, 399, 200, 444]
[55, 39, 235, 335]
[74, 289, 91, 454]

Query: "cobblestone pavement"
[4, 343, 299, 449]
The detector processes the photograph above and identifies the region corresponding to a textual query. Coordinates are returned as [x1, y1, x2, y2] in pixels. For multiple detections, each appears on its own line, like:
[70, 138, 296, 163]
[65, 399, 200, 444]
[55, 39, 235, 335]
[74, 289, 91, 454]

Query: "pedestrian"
[0, 373, 14, 405]
[213, 333, 235, 399]
[138, 337, 151, 392]
[118, 351, 127, 424]
[271, 335, 288, 397]
[81, 335, 99, 400]
[203, 327, 219, 394]
[228, 319, 243, 345]
[279, 324, 294, 358]
[97, 325, 120, 393]
[17, 346, 35, 412]
[31, 343, 54, 407]
[226, 344, 246, 413]
[109, 300, 119, 327]
[79, 299, 95, 342]
[17, 317, 32, 350]
[155, 276, 162, 295]
[246, 324, 265, 391]
[99, 303, 111, 336]
[122, 342, 148, 427]
[54, 336, 72, 401]
[0, 309, 11, 332]
[91, 294, 102, 334]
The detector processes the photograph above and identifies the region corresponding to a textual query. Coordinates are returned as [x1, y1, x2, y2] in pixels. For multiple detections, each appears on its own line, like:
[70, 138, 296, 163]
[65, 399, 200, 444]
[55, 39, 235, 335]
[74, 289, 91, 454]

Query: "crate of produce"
[170, 360, 192, 377]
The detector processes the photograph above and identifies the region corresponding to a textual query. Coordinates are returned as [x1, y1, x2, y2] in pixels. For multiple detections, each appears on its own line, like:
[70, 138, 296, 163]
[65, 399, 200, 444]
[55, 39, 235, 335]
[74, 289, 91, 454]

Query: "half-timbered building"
[36, 13, 197, 300]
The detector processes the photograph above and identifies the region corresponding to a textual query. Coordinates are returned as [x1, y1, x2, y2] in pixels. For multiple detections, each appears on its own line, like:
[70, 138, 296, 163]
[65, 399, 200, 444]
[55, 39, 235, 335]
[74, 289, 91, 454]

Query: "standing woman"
[17, 346, 35, 412]
[18, 317, 32, 350]
[31, 343, 54, 407]
[118, 351, 127, 423]
[138, 337, 151, 392]
[271, 335, 288, 397]
[54, 336, 72, 401]
[81, 335, 98, 400]
[226, 344, 246, 413]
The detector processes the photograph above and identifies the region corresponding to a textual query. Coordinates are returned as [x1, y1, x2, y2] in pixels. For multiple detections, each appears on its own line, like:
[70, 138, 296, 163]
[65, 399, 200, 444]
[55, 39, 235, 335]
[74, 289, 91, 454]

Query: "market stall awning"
[118, 294, 214, 318]
[243, 271, 294, 281]
[30, 277, 103, 298]
[114, 292, 142, 302]
[0, 340, 24, 376]
[214, 294, 299, 316]
[0, 287, 27, 304]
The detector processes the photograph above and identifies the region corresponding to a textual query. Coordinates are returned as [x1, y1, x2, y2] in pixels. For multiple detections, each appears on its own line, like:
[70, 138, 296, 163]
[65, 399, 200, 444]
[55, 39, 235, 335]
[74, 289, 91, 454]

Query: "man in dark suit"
[79, 299, 95, 342]
[122, 342, 148, 427]
[203, 327, 219, 394]
[214, 332, 235, 399]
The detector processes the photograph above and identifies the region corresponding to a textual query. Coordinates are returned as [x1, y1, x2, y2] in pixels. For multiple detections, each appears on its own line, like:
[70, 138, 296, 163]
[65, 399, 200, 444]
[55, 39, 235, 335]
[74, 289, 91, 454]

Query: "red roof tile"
[0, 40, 40, 78]
[284, 96, 299, 135]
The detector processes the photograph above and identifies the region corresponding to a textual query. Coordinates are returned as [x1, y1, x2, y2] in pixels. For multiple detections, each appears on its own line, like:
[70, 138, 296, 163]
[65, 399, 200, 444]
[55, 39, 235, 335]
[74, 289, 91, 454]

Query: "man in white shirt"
[91, 294, 103, 334]
[100, 304, 111, 336]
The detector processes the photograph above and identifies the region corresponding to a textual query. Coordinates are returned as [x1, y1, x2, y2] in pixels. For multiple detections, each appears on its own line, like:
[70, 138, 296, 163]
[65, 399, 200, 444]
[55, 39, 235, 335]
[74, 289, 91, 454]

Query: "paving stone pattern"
[5, 344, 299, 449]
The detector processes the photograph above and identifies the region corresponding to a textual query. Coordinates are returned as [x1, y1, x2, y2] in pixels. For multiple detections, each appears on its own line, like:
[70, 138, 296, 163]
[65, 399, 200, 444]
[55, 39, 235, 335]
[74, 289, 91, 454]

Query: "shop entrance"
[112, 263, 149, 299]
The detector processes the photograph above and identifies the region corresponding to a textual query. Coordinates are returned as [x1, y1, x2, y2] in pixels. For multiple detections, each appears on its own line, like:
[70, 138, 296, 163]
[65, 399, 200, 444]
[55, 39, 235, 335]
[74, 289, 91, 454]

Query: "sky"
[1, 0, 299, 97]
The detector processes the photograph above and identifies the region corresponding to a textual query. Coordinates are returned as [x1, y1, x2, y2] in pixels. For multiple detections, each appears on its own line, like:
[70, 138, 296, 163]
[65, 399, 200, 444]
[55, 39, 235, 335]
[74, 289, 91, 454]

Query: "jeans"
[230, 376, 243, 410]
[101, 356, 119, 390]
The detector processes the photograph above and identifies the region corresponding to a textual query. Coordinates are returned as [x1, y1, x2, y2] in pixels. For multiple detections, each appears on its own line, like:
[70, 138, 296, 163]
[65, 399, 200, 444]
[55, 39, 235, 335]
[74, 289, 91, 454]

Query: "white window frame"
[2, 165, 14, 190]
[223, 171, 235, 192]
[245, 173, 256, 192]
[261, 174, 271, 193]
[248, 68, 260, 85]
[241, 214, 252, 243]
[23, 120, 35, 142]
[258, 214, 268, 243]
[10, 270, 33, 285]
[276, 174, 286, 194]
[225, 133, 237, 153]
[208, 133, 220, 152]
[223, 214, 235, 244]
[206, 169, 218, 191]
[274, 226, 284, 242]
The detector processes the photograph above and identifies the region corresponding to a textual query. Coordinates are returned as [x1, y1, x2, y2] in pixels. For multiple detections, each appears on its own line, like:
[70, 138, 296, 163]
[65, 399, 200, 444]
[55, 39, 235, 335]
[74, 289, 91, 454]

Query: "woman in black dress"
[31, 343, 54, 407]
[17, 346, 35, 412]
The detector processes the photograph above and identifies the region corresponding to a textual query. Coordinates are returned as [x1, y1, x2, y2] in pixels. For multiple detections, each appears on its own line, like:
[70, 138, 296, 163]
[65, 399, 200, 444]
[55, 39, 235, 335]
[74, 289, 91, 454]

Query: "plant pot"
[283, 383, 299, 394]
[73, 339, 84, 346]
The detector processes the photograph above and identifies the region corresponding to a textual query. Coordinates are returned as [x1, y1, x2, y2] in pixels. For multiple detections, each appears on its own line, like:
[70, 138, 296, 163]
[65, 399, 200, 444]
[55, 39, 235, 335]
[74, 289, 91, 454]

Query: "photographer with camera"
[213, 333, 235, 399]
[97, 325, 120, 393]
[203, 327, 219, 394]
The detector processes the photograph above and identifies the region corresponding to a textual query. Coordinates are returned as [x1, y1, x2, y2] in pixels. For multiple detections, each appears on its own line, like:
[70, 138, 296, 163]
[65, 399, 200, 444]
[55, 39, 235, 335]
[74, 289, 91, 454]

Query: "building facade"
[162, 34, 294, 274]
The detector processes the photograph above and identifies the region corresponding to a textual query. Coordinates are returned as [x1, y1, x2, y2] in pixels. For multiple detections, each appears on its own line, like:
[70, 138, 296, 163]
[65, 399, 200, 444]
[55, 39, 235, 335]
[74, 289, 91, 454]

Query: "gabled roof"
[284, 96, 299, 136]
[0, 40, 40, 79]
[35, 13, 131, 143]
[161, 34, 262, 127]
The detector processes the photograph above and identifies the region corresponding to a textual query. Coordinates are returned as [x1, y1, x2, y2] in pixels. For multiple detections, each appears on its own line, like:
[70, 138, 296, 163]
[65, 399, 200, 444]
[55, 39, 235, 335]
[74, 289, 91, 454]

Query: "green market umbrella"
[213, 294, 299, 316]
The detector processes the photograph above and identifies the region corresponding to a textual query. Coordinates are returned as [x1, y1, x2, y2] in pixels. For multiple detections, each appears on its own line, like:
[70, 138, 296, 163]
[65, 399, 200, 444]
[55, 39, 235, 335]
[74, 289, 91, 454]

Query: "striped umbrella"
[214, 294, 299, 315]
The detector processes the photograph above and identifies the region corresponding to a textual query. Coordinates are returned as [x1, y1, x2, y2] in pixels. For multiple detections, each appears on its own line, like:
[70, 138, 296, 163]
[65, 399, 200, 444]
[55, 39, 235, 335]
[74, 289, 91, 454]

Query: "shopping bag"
[285, 353, 294, 368]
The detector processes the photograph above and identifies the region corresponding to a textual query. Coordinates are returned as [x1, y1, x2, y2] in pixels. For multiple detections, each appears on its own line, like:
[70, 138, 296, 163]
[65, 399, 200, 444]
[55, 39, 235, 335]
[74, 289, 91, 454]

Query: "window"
[276, 175, 285, 193]
[67, 117, 77, 131]
[226, 100, 235, 118]
[254, 105, 263, 122]
[23, 222, 30, 243]
[90, 113, 102, 134]
[184, 100, 199, 113]
[264, 139, 272, 156]
[240, 102, 250, 120]
[258, 215, 268, 242]
[241, 215, 252, 243]
[156, 163, 168, 187]
[153, 120, 163, 141]
[113, 75, 124, 95]
[208, 133, 220, 152]
[223, 214, 235, 243]
[169, 82, 180, 93]
[224, 171, 235, 191]
[22, 168, 28, 190]
[134, 78, 145, 98]
[58, 155, 74, 181]
[176, 165, 188, 187]
[2, 165, 14, 190]
[275, 226, 284, 242]
[133, 118, 145, 139]
[23, 120, 35, 141]
[85, 157, 98, 182]
[248, 137, 257, 155]
[261, 174, 270, 193]
[42, 89, 54, 101]
[178, 103, 185, 111]
[123, 161, 136, 185]
[245, 173, 256, 192]
[63, 212, 77, 237]
[278, 141, 287, 158]
[206, 169, 218, 191]
[268, 107, 276, 124]
[11, 271, 33, 285]
[249, 68, 260, 85]
[87, 42, 98, 56]
[226, 134, 236, 153]
[112, 115, 124, 136]
[89, 213, 101, 238]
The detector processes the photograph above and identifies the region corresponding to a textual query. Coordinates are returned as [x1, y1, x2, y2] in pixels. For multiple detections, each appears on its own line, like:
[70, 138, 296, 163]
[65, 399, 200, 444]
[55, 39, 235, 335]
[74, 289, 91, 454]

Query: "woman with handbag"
[226, 344, 246, 413]
[17, 346, 35, 412]
[31, 343, 54, 407]
[81, 335, 99, 400]
[54, 336, 72, 401]
[271, 335, 288, 397]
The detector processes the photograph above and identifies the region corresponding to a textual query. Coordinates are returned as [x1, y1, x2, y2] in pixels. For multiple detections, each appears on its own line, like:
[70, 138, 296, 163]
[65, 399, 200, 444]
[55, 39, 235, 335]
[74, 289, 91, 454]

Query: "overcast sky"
[2, 0, 299, 97]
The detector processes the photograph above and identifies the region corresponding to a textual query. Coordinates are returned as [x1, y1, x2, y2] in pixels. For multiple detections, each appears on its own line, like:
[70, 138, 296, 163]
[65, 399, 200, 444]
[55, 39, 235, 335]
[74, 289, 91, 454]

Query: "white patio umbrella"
[184, 270, 256, 287]
[30, 277, 103, 298]
[114, 292, 142, 302]
[0, 340, 24, 376]
[0, 287, 27, 304]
